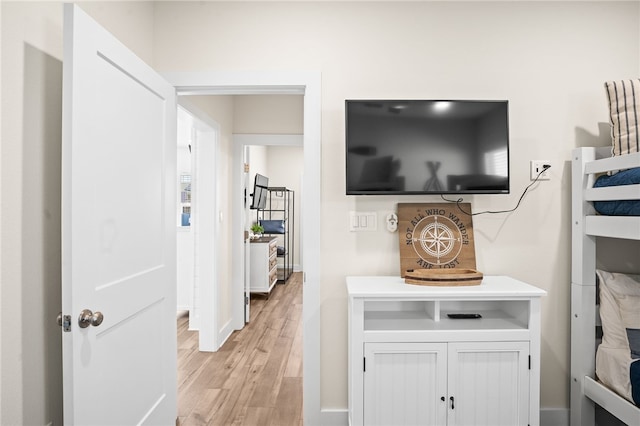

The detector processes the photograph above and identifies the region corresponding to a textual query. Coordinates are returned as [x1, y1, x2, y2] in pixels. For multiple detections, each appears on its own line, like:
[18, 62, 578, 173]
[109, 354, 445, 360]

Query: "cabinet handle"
[440, 396, 445, 402]
[450, 396, 455, 410]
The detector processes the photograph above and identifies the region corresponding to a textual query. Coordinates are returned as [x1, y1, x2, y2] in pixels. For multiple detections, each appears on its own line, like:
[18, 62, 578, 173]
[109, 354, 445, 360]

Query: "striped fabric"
[605, 79, 640, 157]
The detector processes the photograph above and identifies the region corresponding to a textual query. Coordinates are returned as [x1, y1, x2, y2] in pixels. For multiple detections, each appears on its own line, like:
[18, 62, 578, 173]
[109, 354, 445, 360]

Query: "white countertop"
[346, 275, 546, 299]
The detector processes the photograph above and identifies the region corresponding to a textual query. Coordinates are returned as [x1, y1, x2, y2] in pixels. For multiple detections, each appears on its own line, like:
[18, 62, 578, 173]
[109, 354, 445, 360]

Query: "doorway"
[165, 70, 322, 424]
[175, 105, 304, 423]
[176, 97, 303, 350]
[238, 132, 304, 322]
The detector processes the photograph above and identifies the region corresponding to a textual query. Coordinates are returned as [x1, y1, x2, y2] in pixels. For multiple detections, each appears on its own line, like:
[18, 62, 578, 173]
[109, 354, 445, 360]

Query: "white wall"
[0, 2, 155, 424]
[183, 95, 236, 336]
[1, 4, 64, 424]
[234, 94, 304, 134]
[150, 0, 640, 412]
[266, 146, 303, 271]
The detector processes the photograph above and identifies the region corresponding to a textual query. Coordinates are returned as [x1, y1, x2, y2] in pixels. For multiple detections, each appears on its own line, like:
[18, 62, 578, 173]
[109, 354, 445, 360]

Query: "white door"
[447, 341, 529, 426]
[364, 342, 448, 426]
[61, 4, 177, 424]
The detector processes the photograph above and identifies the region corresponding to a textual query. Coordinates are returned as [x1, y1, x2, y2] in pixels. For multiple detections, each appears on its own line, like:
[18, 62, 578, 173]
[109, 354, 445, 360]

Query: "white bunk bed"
[571, 147, 640, 426]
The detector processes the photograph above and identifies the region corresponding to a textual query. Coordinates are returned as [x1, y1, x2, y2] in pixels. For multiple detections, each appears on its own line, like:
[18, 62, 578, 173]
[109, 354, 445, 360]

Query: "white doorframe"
[178, 101, 222, 352]
[163, 71, 323, 425]
[232, 140, 249, 327]
[235, 134, 304, 324]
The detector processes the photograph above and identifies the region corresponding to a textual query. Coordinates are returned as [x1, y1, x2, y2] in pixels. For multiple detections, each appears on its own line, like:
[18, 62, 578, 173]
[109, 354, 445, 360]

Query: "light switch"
[351, 213, 359, 228]
[349, 211, 377, 232]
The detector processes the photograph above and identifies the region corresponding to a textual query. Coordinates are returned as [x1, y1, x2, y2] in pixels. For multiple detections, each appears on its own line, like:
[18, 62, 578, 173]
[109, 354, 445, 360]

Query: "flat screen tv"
[250, 173, 269, 210]
[345, 100, 510, 195]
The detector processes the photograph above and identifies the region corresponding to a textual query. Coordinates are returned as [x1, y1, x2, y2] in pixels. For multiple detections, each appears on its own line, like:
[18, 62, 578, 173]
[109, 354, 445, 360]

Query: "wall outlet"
[530, 160, 551, 181]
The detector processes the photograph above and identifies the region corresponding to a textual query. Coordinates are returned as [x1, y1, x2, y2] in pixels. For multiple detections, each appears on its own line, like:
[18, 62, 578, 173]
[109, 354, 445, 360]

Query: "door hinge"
[57, 312, 71, 332]
[245, 296, 249, 305]
[363, 357, 366, 372]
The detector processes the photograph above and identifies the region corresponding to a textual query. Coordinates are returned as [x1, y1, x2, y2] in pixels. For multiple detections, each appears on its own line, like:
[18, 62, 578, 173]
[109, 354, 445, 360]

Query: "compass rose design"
[412, 215, 463, 266]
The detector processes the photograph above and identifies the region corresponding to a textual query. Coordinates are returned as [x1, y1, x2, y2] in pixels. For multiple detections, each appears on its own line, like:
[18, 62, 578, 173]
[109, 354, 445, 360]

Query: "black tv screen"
[250, 173, 269, 210]
[345, 100, 510, 195]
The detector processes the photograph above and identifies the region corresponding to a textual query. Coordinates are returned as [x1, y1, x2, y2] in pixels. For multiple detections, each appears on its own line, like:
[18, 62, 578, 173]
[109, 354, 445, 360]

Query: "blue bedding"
[631, 359, 640, 405]
[593, 168, 640, 216]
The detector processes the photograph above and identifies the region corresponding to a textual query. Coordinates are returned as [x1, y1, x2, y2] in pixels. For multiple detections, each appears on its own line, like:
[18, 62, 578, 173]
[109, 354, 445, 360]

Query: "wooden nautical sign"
[398, 203, 477, 277]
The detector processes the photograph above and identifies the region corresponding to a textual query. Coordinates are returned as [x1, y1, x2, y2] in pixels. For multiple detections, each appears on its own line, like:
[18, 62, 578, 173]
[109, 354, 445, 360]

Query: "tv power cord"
[441, 164, 551, 216]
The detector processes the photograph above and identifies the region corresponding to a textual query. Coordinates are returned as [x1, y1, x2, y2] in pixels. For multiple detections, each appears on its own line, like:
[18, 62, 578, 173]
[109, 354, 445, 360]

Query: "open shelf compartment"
[363, 299, 530, 331]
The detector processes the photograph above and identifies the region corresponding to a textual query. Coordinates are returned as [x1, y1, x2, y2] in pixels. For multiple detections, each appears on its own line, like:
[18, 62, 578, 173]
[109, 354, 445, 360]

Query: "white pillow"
[597, 270, 640, 349]
[604, 79, 640, 158]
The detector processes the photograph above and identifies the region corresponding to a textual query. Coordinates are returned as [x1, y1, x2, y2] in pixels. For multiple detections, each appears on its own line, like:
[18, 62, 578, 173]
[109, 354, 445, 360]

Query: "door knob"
[78, 309, 104, 328]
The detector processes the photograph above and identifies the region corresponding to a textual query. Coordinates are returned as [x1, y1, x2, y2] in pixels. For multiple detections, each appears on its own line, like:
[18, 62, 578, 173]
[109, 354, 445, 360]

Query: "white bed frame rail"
[571, 147, 640, 426]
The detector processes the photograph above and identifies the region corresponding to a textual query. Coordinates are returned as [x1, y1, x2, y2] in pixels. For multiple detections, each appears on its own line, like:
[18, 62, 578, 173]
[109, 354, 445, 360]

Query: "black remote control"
[447, 313, 482, 319]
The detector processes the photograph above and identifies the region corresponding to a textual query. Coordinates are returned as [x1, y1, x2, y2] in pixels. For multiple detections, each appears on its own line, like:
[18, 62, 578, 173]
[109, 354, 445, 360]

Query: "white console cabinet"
[347, 276, 546, 426]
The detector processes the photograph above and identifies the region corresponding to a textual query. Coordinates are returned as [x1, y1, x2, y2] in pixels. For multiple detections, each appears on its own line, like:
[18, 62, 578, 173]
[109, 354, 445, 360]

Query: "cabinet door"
[447, 341, 529, 426]
[364, 342, 447, 426]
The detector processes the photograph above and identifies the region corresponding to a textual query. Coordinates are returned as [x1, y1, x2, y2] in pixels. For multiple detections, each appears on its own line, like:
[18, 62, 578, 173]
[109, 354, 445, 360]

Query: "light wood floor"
[177, 272, 303, 426]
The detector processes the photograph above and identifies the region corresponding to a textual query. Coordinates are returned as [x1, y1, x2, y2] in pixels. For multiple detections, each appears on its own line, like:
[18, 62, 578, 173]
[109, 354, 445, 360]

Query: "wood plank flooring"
[177, 272, 303, 426]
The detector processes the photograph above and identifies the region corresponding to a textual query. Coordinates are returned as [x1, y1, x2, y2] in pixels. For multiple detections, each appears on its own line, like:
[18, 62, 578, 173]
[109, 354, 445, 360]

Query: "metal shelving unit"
[257, 187, 294, 283]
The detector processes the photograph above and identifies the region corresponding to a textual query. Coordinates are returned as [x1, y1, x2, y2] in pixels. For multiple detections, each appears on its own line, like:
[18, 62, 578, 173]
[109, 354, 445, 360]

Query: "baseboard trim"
[217, 319, 234, 350]
[279, 265, 303, 273]
[319, 408, 348, 425]
[316, 407, 568, 426]
[540, 407, 569, 426]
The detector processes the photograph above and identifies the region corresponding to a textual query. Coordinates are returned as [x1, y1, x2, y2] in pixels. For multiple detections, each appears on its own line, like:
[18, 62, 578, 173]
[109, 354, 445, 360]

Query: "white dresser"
[347, 275, 546, 426]
[250, 237, 278, 295]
